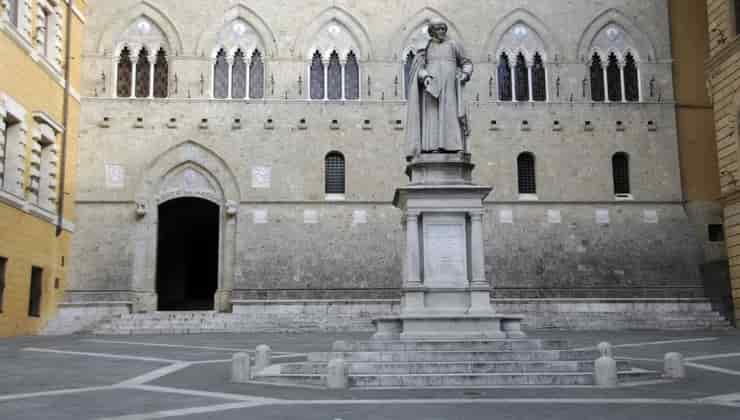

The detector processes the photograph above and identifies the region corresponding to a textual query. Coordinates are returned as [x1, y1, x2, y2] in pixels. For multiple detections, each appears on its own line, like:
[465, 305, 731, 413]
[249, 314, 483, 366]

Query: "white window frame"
[0, 92, 28, 199]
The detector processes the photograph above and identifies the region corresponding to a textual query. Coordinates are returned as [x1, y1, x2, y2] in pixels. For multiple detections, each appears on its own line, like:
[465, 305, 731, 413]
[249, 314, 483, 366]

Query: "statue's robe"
[405, 38, 473, 159]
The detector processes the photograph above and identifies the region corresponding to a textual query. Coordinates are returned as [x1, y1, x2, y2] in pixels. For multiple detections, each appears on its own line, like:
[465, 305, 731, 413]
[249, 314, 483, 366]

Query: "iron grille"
[325, 153, 346, 194]
[612, 153, 630, 195]
[517, 153, 536, 195]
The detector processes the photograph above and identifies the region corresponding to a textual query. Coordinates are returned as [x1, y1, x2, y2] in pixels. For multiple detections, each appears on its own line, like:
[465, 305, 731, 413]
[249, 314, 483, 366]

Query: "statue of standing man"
[406, 20, 473, 161]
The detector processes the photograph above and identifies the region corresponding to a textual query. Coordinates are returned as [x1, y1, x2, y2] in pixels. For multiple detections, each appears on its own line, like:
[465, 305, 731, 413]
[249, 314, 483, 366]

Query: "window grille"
[532, 53, 546, 101]
[327, 51, 342, 100]
[517, 153, 536, 195]
[28, 266, 42, 318]
[325, 152, 346, 194]
[624, 53, 639, 102]
[310, 51, 324, 100]
[498, 53, 512, 101]
[213, 49, 229, 99]
[0, 257, 6, 313]
[404, 51, 416, 99]
[612, 153, 630, 195]
[249, 50, 264, 99]
[607, 53, 622, 102]
[345, 51, 359, 100]
[515, 53, 529, 102]
[116, 47, 133, 98]
[590, 53, 605, 102]
[135, 48, 151, 98]
[153, 48, 168, 98]
[232, 49, 247, 99]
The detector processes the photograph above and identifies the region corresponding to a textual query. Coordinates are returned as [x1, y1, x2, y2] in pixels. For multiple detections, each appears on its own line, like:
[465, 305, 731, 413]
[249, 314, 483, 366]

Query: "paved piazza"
[0, 331, 738, 419]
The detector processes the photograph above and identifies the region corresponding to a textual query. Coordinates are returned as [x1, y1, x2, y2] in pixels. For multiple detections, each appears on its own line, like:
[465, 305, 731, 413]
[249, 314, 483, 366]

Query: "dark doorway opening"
[156, 197, 219, 311]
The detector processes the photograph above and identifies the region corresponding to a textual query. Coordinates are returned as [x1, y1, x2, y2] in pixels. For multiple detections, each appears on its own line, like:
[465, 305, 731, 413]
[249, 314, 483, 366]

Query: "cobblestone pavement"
[1, 330, 739, 419]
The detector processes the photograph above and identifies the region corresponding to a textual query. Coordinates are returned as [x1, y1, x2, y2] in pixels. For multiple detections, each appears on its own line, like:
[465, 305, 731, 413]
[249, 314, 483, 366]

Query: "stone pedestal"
[373, 153, 524, 340]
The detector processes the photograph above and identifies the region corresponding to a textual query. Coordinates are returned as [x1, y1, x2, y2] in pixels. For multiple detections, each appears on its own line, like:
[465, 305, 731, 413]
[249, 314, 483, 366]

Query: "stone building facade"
[0, 0, 86, 336]
[706, 0, 740, 325]
[45, 0, 732, 333]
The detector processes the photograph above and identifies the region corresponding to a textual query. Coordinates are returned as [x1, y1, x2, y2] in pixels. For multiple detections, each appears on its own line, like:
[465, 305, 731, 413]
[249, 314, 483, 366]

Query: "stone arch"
[195, 3, 278, 58]
[131, 141, 240, 313]
[483, 8, 563, 62]
[576, 8, 656, 63]
[297, 6, 374, 60]
[97, 1, 184, 55]
[392, 7, 465, 60]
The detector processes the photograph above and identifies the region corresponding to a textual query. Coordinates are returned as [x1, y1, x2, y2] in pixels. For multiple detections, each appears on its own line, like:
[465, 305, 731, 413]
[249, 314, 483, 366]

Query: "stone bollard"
[254, 345, 272, 373]
[326, 357, 349, 390]
[593, 342, 618, 388]
[231, 352, 251, 383]
[664, 352, 686, 379]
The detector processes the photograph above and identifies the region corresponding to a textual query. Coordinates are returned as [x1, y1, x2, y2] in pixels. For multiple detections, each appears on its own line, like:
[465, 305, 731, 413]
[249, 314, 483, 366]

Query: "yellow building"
[707, 0, 740, 324]
[0, 0, 85, 336]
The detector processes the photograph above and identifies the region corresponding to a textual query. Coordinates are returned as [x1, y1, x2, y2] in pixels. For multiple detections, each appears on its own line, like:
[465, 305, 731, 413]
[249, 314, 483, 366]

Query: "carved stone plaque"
[352, 210, 368, 225]
[253, 209, 268, 224]
[105, 164, 125, 189]
[423, 220, 467, 288]
[303, 209, 319, 224]
[499, 209, 513, 224]
[252, 166, 271, 189]
[547, 209, 562, 224]
[643, 210, 659, 224]
[596, 209, 610, 225]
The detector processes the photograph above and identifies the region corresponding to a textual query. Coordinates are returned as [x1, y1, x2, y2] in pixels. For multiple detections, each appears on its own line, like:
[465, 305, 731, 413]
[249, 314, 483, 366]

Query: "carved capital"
[135, 201, 148, 218]
[225, 200, 238, 218]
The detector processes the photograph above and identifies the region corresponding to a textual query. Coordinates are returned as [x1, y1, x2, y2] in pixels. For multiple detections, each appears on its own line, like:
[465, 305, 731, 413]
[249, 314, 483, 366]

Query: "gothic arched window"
[134, 48, 151, 98]
[231, 49, 247, 99]
[612, 152, 630, 195]
[532, 53, 546, 101]
[153, 48, 168, 98]
[590, 53, 605, 102]
[116, 47, 133, 98]
[624, 53, 639, 102]
[498, 53, 512, 101]
[249, 50, 264, 99]
[325, 152, 346, 195]
[404, 51, 416, 99]
[345, 51, 359, 100]
[327, 51, 342, 100]
[517, 152, 536, 195]
[213, 49, 229, 99]
[515, 53, 529, 102]
[607, 53, 622, 102]
[310, 51, 324, 100]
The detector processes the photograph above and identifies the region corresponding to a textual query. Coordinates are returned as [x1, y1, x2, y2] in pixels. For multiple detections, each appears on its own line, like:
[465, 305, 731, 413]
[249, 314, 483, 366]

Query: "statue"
[405, 20, 473, 161]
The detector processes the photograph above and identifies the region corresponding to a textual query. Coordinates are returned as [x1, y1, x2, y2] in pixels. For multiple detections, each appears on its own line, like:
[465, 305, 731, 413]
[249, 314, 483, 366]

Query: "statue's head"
[427, 20, 448, 42]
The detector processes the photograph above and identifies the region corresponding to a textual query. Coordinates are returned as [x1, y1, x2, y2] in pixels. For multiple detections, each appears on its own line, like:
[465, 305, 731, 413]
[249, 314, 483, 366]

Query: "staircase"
[92, 311, 247, 335]
[253, 338, 661, 388]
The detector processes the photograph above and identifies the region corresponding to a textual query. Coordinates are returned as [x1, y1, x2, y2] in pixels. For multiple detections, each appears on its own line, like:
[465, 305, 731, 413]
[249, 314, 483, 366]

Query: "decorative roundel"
[513, 25, 529, 40]
[232, 22, 247, 35]
[136, 20, 151, 34]
[606, 26, 621, 41]
[328, 24, 342, 36]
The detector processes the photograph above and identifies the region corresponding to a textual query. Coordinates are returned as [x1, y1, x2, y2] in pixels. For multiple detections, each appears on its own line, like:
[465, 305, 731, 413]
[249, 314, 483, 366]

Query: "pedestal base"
[372, 314, 526, 341]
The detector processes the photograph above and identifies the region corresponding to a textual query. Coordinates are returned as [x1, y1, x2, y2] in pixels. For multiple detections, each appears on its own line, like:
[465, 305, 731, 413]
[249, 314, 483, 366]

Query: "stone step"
[332, 339, 569, 352]
[308, 350, 600, 363]
[279, 360, 631, 375]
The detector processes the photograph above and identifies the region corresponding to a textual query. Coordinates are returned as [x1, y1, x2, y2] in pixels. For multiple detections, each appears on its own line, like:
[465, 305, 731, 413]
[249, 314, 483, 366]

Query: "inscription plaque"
[423, 222, 467, 288]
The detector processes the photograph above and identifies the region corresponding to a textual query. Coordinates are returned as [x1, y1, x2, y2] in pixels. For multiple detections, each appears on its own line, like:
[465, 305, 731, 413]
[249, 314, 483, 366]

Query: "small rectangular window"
[28, 266, 43, 318]
[708, 224, 725, 242]
[0, 257, 7, 313]
[41, 8, 51, 57]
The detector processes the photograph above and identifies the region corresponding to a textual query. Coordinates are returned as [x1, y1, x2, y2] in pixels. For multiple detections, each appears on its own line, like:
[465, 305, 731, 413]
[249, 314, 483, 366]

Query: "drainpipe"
[56, 0, 73, 237]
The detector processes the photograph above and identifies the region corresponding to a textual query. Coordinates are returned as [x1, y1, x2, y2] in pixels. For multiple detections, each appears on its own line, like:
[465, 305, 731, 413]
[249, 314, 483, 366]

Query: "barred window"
[515, 53, 529, 102]
[325, 152, 346, 195]
[249, 50, 264, 99]
[8, 0, 18, 27]
[517, 153, 536, 195]
[310, 51, 324, 100]
[231, 49, 247, 99]
[607, 53, 622, 102]
[624, 53, 639, 102]
[404, 51, 416, 99]
[0, 257, 6, 313]
[612, 152, 630, 195]
[498, 53, 512, 101]
[213, 49, 229, 99]
[28, 266, 42, 318]
[153, 48, 168, 98]
[590, 53, 605, 102]
[345, 51, 359, 100]
[116, 47, 133, 98]
[532, 53, 546, 102]
[135, 48, 151, 98]
[327, 51, 342, 100]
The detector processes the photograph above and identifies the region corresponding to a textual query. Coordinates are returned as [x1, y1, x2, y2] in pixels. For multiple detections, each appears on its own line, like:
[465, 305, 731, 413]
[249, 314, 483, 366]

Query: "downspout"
[56, 0, 73, 237]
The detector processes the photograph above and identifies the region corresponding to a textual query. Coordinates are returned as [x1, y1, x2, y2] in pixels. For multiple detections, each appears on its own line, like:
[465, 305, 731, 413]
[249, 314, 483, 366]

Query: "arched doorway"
[156, 197, 220, 310]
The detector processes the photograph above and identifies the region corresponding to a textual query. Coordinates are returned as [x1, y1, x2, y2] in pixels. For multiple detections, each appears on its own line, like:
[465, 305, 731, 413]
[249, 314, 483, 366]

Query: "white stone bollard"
[593, 342, 618, 388]
[664, 352, 686, 379]
[231, 352, 251, 383]
[326, 357, 349, 389]
[254, 345, 272, 373]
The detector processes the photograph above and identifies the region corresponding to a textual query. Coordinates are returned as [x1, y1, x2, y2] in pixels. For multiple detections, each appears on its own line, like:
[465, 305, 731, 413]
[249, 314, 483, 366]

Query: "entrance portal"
[156, 198, 220, 310]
